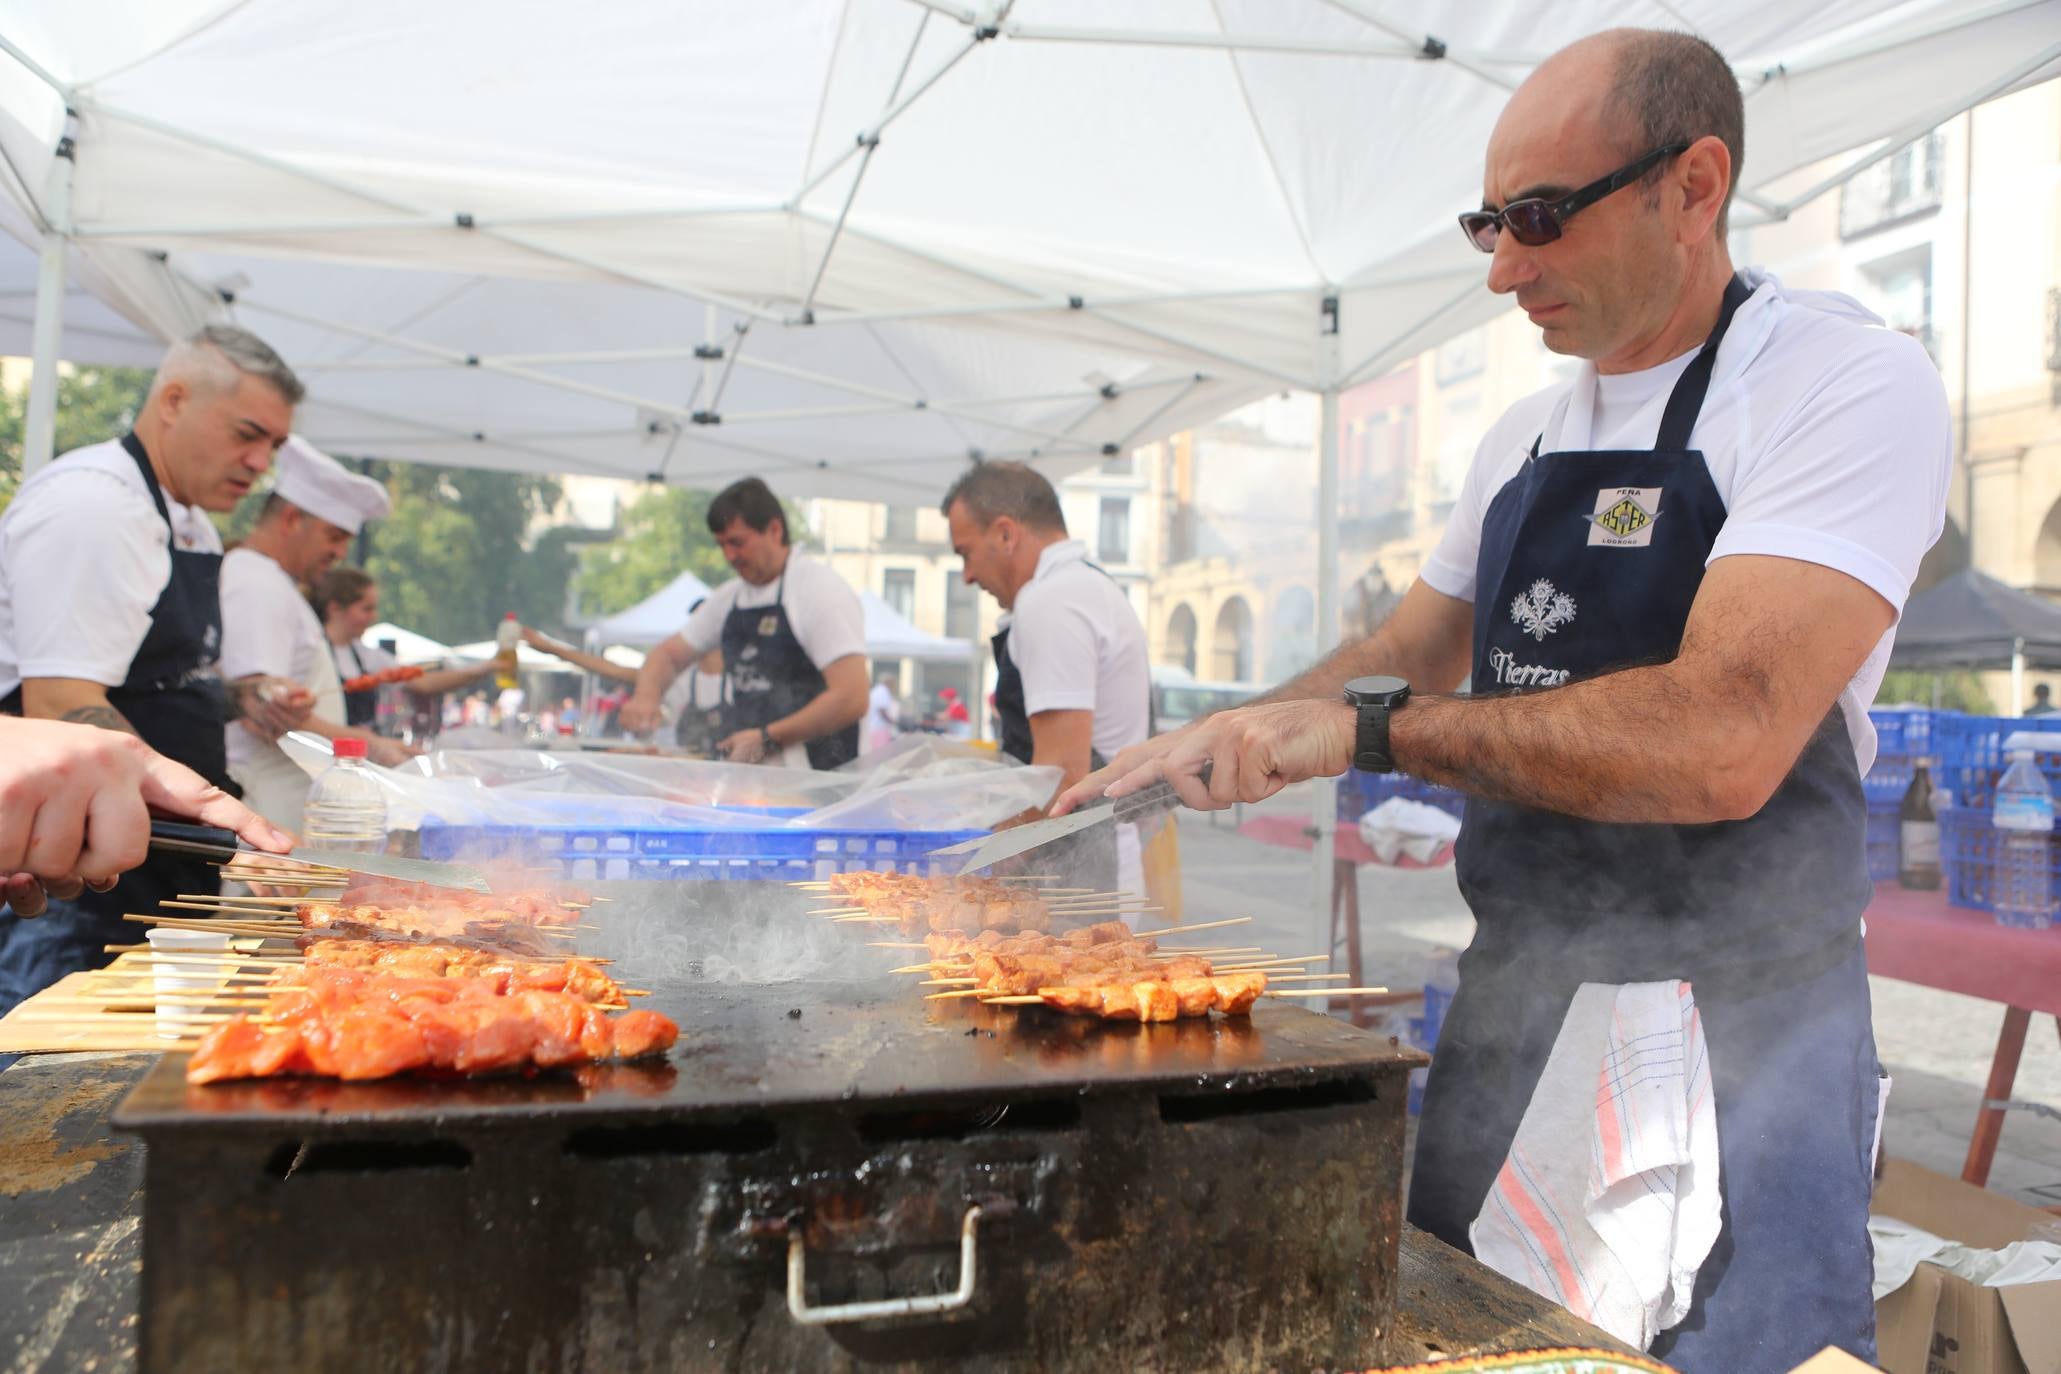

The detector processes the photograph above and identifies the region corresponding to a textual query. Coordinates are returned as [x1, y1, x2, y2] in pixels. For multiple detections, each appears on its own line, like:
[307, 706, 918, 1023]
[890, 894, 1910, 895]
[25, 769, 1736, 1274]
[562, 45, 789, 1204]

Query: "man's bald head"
[1481, 29, 1743, 372]
[1501, 30, 1743, 235]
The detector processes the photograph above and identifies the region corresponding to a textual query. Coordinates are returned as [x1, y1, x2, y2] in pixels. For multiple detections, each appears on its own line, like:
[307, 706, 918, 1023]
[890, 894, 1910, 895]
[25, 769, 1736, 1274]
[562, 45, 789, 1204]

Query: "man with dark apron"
[620, 478, 866, 768]
[1054, 31, 1951, 1371]
[0, 324, 309, 1013]
[943, 462, 1152, 893]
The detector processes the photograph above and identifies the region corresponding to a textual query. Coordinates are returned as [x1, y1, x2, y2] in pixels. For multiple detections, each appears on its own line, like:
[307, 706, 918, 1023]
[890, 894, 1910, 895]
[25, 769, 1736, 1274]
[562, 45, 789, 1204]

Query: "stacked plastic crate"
[1932, 712, 2061, 912]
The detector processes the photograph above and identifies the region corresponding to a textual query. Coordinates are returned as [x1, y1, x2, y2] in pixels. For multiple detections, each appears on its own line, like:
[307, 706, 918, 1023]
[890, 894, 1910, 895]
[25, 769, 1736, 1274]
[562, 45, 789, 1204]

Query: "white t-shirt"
[680, 550, 866, 668]
[0, 436, 224, 699]
[1005, 540, 1152, 763]
[679, 551, 864, 768]
[218, 547, 332, 767]
[1422, 268, 1952, 773]
[866, 681, 898, 731]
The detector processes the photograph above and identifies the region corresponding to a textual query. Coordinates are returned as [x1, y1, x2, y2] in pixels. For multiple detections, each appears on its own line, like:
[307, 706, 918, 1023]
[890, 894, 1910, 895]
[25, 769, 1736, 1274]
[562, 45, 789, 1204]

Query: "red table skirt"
[1863, 880, 2061, 1015]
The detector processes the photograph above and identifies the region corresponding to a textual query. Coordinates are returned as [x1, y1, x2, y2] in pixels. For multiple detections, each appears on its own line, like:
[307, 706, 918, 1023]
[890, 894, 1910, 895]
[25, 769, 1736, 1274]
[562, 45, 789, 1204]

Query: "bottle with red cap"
[302, 737, 388, 853]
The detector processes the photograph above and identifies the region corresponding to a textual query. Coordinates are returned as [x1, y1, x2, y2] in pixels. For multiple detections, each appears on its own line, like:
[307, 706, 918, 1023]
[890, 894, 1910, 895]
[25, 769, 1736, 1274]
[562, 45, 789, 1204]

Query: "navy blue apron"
[340, 641, 378, 729]
[0, 433, 230, 1015]
[673, 667, 727, 756]
[1407, 279, 1883, 1371]
[718, 564, 858, 771]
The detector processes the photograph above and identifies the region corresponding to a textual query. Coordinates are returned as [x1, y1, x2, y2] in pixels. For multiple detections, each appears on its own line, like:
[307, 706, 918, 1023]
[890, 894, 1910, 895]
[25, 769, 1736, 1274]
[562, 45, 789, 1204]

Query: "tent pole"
[1311, 379, 1342, 963]
[2013, 637, 2025, 715]
[22, 123, 76, 480]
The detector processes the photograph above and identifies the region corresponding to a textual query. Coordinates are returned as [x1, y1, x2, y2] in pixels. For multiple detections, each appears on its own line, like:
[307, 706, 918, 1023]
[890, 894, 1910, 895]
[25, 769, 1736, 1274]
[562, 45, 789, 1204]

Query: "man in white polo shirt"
[944, 462, 1151, 892]
[219, 435, 407, 828]
[0, 324, 311, 1011]
[621, 478, 867, 768]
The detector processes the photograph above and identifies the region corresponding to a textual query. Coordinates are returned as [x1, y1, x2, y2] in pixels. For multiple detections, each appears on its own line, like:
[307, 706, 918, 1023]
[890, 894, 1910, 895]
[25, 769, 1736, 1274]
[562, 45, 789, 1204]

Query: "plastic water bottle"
[302, 738, 388, 854]
[1990, 733, 2054, 930]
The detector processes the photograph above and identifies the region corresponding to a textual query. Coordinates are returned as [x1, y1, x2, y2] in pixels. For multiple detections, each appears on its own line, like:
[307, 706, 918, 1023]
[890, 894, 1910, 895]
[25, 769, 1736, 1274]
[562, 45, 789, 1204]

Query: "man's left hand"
[1100, 698, 1357, 811]
[718, 728, 769, 764]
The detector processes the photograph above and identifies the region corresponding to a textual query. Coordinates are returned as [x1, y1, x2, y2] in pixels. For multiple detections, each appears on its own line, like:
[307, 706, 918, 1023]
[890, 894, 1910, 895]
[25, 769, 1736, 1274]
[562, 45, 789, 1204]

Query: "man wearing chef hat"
[218, 435, 412, 829]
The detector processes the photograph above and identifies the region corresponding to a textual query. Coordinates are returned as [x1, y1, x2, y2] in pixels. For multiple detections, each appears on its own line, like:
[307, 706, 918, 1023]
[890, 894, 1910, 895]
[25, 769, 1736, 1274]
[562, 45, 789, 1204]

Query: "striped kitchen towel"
[1469, 981, 1720, 1351]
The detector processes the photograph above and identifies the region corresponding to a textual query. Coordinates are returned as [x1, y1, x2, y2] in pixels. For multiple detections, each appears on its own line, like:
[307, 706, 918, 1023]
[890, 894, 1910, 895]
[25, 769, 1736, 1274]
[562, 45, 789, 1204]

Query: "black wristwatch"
[1343, 675, 1411, 774]
[760, 726, 777, 755]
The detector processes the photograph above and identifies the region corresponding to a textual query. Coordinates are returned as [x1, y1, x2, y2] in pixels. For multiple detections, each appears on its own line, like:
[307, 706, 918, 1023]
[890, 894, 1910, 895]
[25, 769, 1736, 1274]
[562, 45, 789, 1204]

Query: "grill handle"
[785, 1204, 983, 1326]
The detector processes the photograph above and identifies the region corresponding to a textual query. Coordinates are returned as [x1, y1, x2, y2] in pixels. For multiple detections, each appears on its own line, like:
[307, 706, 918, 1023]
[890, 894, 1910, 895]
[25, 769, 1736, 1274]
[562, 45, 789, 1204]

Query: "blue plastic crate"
[1934, 714, 2061, 811]
[1865, 802, 1901, 882]
[1864, 753, 1914, 807]
[1868, 708, 1939, 761]
[1343, 769, 1467, 823]
[419, 821, 988, 883]
[1939, 804, 2061, 915]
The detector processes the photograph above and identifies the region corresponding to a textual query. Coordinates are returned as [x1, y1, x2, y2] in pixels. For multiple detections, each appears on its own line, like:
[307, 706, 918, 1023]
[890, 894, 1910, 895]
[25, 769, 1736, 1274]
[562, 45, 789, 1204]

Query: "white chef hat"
[272, 435, 391, 535]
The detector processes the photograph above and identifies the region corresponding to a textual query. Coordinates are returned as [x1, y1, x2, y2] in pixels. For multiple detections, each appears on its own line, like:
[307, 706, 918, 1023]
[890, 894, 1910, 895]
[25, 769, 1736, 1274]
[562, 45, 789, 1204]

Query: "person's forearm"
[770, 685, 865, 749]
[633, 642, 686, 703]
[19, 679, 138, 736]
[1390, 663, 1781, 825]
[407, 664, 491, 695]
[531, 639, 638, 684]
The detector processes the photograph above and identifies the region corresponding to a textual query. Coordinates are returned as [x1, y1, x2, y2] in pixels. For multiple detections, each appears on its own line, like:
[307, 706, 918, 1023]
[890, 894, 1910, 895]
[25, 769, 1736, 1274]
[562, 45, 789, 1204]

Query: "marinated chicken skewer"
[185, 964, 677, 1083]
[299, 938, 627, 1004]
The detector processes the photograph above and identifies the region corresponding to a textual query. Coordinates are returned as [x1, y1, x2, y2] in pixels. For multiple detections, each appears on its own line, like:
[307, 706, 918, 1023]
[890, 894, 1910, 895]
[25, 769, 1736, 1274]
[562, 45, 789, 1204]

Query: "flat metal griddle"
[112, 880, 1424, 1373]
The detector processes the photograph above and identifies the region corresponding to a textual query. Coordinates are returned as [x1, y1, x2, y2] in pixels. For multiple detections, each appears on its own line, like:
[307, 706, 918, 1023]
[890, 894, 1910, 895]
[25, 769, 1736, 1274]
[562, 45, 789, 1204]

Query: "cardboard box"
[1871, 1159, 2061, 1374]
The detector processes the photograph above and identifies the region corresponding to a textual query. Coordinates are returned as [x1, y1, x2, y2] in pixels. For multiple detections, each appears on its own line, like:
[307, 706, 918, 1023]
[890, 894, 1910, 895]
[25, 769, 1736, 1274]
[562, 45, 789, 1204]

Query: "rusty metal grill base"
[118, 974, 1417, 1372]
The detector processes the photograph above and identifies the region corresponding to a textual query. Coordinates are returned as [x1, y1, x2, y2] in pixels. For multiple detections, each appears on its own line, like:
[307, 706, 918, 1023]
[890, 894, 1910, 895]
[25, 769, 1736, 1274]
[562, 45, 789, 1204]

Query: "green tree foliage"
[1875, 669, 1995, 715]
[575, 487, 730, 617]
[356, 462, 565, 648]
[0, 366, 153, 514]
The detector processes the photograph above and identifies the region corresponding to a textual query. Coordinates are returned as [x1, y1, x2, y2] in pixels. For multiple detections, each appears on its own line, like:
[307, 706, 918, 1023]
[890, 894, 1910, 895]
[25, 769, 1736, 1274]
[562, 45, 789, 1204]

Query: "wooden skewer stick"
[976, 995, 1045, 1005]
[120, 914, 299, 936]
[920, 978, 978, 987]
[177, 894, 319, 906]
[1257, 973, 1352, 984]
[1132, 916, 1253, 937]
[923, 988, 989, 1000]
[1265, 987, 1389, 997]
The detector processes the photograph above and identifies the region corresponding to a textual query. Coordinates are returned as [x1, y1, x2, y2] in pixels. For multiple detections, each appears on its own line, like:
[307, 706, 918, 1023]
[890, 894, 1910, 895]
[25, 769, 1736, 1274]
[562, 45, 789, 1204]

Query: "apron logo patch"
[1585, 486, 1662, 547]
[1510, 578, 1577, 641]
[758, 614, 779, 636]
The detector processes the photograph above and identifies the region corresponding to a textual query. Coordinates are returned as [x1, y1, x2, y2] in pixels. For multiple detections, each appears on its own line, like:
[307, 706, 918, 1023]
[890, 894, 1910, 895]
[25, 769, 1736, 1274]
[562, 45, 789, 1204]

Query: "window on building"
[945, 568, 978, 640]
[883, 505, 918, 542]
[883, 569, 916, 621]
[1097, 497, 1130, 564]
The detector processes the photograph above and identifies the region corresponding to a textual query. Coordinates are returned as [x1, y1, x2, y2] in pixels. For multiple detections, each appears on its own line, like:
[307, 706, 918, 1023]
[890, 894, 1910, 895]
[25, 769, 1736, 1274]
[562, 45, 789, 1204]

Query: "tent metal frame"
[5, 3, 2056, 946]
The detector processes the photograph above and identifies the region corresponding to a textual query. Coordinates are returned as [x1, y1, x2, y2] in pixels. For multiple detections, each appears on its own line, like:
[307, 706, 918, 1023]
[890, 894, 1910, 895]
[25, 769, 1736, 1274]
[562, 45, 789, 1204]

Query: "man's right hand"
[233, 676, 316, 741]
[1049, 723, 1201, 815]
[1, 719, 296, 917]
[617, 694, 662, 737]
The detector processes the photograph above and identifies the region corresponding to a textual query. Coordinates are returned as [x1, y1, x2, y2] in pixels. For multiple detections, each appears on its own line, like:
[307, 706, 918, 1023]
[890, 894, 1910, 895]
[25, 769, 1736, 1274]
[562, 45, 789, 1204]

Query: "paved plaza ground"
[1170, 789, 2061, 1210]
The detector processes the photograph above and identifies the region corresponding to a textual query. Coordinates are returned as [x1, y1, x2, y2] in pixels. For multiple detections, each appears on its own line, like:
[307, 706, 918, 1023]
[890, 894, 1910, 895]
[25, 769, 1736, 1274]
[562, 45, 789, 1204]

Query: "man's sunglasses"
[1458, 143, 1689, 253]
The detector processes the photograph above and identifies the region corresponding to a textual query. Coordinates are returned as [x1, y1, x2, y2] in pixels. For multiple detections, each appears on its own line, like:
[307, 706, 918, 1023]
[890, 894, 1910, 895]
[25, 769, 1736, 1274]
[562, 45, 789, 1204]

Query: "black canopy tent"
[1889, 570, 2061, 710]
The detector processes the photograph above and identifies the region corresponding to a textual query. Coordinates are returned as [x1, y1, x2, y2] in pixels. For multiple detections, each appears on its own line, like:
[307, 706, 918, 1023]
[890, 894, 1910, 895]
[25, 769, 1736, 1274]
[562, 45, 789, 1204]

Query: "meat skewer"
[185, 964, 678, 1083]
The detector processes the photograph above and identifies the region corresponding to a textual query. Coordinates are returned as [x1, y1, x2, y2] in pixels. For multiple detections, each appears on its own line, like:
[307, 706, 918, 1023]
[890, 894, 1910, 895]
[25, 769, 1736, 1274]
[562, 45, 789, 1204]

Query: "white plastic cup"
[145, 928, 234, 1041]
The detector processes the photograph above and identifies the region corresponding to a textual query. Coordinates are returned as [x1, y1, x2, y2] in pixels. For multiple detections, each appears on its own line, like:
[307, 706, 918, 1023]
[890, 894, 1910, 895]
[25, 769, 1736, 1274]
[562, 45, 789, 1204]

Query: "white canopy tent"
[360, 621, 458, 668]
[584, 570, 717, 649]
[861, 590, 973, 660]
[4, 0, 2057, 936]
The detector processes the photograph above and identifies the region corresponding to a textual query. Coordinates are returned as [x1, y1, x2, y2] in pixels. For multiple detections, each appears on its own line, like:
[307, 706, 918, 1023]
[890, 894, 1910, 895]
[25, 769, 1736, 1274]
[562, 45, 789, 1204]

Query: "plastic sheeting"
[279, 731, 1054, 832]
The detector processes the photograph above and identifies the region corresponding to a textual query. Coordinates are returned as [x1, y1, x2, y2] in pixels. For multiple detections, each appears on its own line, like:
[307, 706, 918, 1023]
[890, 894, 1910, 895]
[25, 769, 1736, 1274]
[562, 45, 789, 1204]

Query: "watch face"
[1344, 674, 1410, 706]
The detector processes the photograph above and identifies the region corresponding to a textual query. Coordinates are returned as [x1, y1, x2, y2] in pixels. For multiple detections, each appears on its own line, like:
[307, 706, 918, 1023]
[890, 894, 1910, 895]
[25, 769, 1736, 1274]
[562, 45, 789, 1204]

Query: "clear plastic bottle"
[302, 738, 388, 854]
[1990, 735, 2054, 930]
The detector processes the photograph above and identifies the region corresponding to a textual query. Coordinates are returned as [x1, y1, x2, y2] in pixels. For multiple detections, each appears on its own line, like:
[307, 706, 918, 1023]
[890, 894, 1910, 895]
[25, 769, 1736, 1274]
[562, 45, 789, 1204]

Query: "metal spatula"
[148, 820, 494, 894]
[927, 765, 1209, 874]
